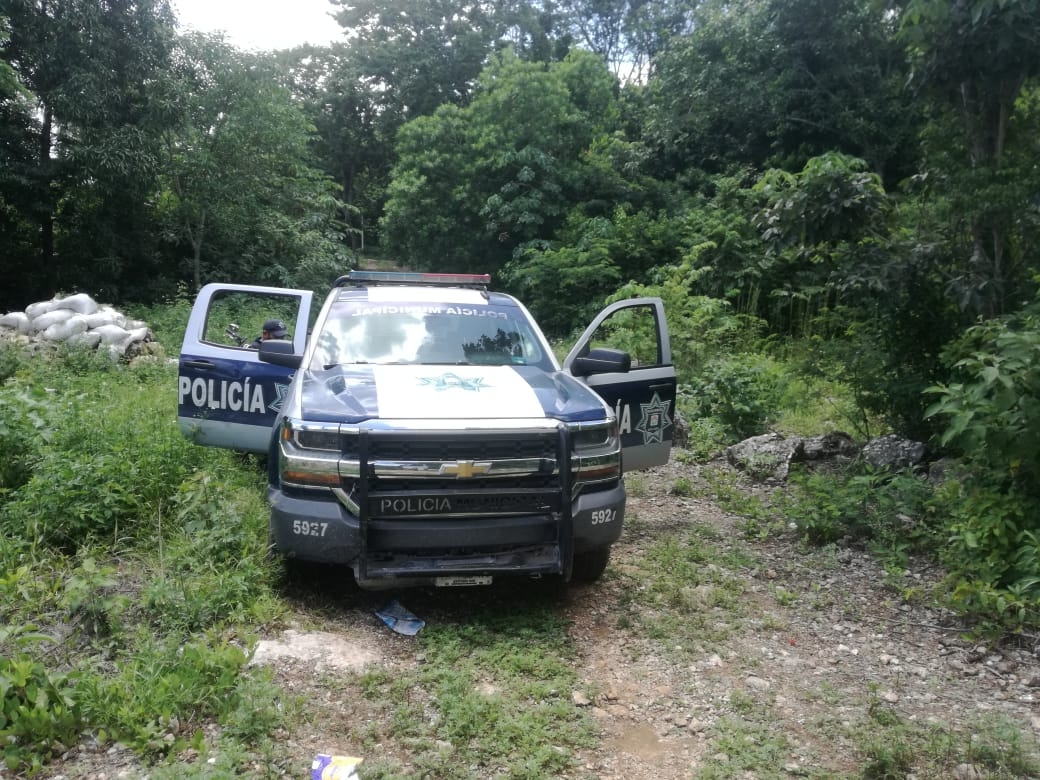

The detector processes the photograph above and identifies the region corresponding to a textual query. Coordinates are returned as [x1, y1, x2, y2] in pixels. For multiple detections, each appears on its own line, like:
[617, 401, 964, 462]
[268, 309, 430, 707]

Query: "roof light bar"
[336, 271, 492, 288]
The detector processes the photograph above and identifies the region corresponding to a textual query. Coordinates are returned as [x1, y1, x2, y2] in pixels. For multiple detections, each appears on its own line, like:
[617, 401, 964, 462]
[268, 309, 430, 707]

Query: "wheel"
[571, 545, 612, 582]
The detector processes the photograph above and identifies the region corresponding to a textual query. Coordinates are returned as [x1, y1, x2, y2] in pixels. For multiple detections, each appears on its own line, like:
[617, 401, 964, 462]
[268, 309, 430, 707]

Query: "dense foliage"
[3, 0, 1040, 738]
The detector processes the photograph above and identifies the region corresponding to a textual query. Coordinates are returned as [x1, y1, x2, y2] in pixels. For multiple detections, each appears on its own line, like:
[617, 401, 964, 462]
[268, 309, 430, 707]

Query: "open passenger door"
[177, 283, 312, 453]
[564, 298, 676, 472]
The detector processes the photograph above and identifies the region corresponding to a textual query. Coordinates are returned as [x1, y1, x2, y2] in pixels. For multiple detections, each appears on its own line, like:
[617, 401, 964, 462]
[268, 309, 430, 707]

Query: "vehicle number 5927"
[590, 509, 616, 525]
[292, 520, 328, 537]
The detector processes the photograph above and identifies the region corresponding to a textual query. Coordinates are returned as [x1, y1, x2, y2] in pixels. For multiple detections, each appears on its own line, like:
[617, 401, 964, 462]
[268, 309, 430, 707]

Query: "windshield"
[309, 299, 551, 370]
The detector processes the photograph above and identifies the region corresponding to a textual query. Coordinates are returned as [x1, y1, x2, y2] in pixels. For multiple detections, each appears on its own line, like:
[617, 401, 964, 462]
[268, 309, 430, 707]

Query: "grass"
[612, 523, 754, 656]
[0, 336, 291, 775]
[352, 608, 597, 778]
[855, 705, 1039, 779]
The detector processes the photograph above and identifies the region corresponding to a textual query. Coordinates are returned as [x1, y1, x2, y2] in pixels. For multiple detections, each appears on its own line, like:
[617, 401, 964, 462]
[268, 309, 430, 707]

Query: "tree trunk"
[39, 102, 54, 265]
[191, 209, 206, 292]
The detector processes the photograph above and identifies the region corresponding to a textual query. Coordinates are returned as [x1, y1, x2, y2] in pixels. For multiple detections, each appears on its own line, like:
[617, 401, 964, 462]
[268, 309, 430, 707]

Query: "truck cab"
[179, 271, 675, 588]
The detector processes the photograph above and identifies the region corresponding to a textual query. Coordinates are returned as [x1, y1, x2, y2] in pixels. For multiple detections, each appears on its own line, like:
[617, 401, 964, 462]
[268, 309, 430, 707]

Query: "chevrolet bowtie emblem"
[440, 460, 492, 478]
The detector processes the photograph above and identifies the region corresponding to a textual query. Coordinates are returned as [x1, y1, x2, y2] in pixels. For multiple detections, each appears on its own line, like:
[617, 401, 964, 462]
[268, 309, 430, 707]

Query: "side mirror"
[571, 347, 631, 377]
[259, 339, 302, 369]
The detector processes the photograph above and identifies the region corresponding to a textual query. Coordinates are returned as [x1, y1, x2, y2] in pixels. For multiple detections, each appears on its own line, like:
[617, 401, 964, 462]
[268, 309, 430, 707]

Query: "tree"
[276, 44, 393, 250]
[555, 0, 695, 81]
[898, 0, 1040, 318]
[2, 0, 181, 301]
[0, 14, 41, 310]
[329, 0, 503, 120]
[645, 0, 921, 185]
[158, 33, 347, 291]
[381, 48, 625, 274]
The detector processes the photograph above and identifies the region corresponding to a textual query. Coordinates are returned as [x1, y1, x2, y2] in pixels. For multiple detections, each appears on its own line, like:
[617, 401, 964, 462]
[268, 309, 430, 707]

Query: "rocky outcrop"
[861, 434, 928, 470]
[725, 431, 928, 482]
[725, 432, 804, 481]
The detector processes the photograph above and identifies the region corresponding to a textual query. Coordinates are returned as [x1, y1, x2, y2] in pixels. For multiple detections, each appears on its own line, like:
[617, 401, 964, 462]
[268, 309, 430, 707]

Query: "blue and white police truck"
[178, 271, 676, 588]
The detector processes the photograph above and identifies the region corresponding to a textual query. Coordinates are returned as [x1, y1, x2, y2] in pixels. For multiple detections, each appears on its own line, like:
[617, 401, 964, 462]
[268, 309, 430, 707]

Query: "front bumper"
[269, 483, 625, 587]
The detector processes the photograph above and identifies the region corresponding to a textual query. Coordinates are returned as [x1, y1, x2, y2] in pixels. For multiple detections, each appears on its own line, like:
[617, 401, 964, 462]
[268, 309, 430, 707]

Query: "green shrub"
[0, 342, 25, 383]
[141, 471, 275, 633]
[669, 476, 694, 496]
[3, 452, 143, 550]
[683, 355, 786, 441]
[126, 294, 193, 353]
[143, 564, 271, 635]
[927, 305, 1040, 490]
[76, 633, 248, 754]
[785, 466, 934, 552]
[0, 383, 51, 495]
[0, 360, 200, 550]
[930, 478, 1040, 630]
[60, 555, 129, 640]
[53, 342, 120, 375]
[924, 303, 1040, 629]
[503, 217, 623, 336]
[0, 629, 83, 776]
[608, 257, 760, 385]
[218, 668, 287, 742]
[681, 421, 730, 461]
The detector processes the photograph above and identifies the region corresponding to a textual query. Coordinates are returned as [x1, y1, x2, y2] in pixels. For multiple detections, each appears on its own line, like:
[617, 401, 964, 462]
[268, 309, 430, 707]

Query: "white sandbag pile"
[0, 293, 157, 360]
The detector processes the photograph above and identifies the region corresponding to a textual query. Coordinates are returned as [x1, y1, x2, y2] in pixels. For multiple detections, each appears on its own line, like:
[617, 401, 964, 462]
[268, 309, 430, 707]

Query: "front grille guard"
[353, 426, 574, 583]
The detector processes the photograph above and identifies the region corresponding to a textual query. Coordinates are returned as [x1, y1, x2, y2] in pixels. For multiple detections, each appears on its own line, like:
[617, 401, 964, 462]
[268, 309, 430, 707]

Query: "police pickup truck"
[178, 271, 675, 588]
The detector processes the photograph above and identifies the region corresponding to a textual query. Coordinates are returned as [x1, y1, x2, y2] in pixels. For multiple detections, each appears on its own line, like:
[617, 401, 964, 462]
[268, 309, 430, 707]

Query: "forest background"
[4, 0, 1040, 635]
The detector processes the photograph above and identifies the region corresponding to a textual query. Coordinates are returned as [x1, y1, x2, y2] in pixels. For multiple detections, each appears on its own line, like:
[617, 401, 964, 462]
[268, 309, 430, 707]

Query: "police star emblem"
[418, 372, 488, 391]
[268, 381, 291, 413]
[635, 392, 673, 444]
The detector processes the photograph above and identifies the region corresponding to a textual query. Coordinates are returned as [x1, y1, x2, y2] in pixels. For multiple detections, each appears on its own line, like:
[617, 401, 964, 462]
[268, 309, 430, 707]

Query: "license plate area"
[435, 575, 493, 587]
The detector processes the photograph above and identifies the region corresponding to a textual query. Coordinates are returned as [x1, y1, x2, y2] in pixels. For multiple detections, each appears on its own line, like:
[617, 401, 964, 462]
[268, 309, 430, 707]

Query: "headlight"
[572, 419, 617, 450]
[570, 419, 621, 483]
[279, 418, 341, 488]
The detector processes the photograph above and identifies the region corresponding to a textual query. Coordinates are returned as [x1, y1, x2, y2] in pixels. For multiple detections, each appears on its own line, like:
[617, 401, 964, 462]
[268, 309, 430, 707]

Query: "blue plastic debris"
[375, 599, 425, 635]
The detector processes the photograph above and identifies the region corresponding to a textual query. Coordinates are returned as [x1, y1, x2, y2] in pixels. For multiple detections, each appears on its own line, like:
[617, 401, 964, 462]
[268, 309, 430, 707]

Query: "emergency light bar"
[335, 271, 492, 289]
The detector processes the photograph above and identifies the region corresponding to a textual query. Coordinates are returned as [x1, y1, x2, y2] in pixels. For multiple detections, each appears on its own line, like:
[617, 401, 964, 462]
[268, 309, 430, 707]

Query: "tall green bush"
[0, 356, 200, 551]
[926, 302, 1040, 627]
[927, 307, 1040, 489]
[682, 355, 786, 441]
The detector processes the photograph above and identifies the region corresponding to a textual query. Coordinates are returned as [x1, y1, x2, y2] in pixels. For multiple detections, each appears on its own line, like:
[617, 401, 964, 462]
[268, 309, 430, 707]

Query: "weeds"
[856, 706, 1040, 779]
[75, 631, 252, 754]
[694, 716, 790, 778]
[784, 465, 934, 552]
[354, 607, 596, 778]
[702, 467, 777, 536]
[618, 527, 752, 652]
[0, 629, 82, 776]
[669, 476, 694, 496]
[0, 346, 285, 774]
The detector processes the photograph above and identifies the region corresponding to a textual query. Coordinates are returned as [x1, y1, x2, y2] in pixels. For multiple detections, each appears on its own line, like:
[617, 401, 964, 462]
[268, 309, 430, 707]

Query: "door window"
[583, 303, 663, 368]
[201, 290, 303, 349]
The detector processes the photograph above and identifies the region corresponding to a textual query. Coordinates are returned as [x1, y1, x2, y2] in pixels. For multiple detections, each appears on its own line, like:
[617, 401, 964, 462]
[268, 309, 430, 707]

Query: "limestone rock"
[862, 434, 927, 470]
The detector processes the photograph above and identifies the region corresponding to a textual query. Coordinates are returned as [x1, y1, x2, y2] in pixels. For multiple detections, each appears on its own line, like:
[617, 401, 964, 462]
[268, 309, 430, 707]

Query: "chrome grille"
[360, 433, 559, 462]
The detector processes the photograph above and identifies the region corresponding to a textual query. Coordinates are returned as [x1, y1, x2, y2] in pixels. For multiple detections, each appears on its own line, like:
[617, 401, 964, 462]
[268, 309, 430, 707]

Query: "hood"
[299, 364, 608, 424]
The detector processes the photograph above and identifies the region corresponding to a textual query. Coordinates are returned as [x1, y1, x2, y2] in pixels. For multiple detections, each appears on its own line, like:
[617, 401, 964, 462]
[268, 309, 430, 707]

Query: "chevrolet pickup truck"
[178, 271, 675, 588]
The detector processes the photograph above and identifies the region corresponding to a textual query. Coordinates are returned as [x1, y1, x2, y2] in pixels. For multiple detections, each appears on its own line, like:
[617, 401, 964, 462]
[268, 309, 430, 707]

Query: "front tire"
[571, 545, 611, 582]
